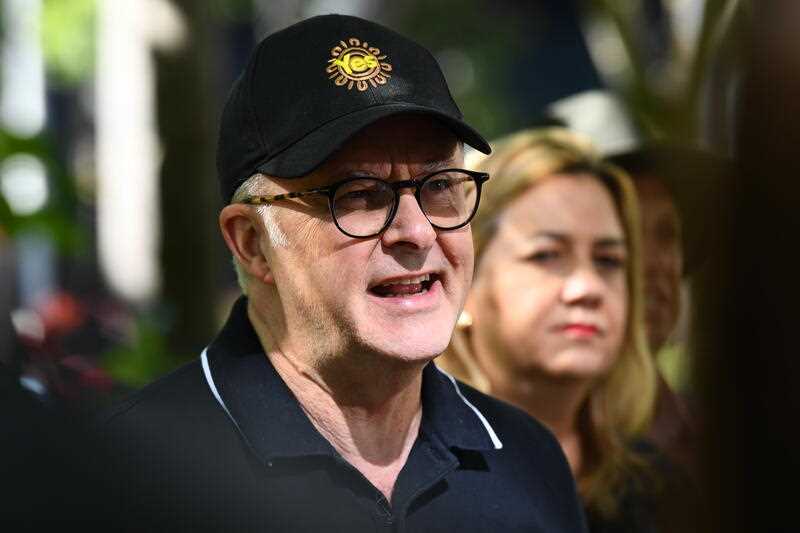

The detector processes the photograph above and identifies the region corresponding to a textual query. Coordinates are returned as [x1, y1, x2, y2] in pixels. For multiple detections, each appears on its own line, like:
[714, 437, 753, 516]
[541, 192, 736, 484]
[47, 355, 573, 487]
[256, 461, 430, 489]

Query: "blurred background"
[8, 1, 795, 530]
[0, 0, 743, 403]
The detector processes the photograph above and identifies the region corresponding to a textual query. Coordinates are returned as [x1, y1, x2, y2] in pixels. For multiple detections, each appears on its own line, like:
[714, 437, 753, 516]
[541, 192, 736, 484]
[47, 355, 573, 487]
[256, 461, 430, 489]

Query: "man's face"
[262, 115, 472, 367]
[634, 175, 683, 353]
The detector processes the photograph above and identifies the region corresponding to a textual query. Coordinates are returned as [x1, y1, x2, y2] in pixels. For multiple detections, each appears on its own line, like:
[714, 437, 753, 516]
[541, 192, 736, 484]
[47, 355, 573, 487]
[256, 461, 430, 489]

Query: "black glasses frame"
[239, 168, 490, 238]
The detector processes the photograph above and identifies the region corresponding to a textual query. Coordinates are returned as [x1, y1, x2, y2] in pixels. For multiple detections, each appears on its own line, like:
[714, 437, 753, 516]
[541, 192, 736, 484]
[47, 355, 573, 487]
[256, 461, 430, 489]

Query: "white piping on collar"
[437, 367, 503, 450]
[202, 348, 501, 450]
[201, 348, 242, 432]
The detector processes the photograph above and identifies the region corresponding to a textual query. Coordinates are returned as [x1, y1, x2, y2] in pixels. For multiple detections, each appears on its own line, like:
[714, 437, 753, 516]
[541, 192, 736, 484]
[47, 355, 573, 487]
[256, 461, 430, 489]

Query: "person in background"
[610, 146, 727, 474]
[545, 90, 726, 480]
[438, 127, 697, 531]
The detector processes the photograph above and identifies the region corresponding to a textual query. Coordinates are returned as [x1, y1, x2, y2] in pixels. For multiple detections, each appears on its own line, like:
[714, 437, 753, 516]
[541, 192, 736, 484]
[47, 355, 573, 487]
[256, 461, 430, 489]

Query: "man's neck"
[248, 301, 425, 503]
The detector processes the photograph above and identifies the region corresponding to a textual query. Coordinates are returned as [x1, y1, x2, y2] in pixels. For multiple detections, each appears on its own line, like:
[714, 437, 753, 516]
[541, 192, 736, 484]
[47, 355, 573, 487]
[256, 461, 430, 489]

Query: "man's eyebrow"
[323, 164, 379, 178]
[420, 156, 458, 172]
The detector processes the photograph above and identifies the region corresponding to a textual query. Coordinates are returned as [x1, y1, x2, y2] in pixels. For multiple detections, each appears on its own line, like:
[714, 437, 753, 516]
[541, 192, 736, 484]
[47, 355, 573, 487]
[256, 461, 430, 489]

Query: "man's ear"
[219, 204, 275, 285]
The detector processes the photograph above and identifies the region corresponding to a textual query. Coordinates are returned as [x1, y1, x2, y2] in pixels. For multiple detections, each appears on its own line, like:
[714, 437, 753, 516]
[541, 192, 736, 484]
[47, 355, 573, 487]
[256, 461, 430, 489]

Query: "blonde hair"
[441, 128, 657, 519]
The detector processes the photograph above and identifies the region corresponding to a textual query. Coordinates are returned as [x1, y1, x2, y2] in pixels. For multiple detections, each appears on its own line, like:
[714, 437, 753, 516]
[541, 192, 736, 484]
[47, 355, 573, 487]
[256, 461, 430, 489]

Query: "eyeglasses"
[239, 168, 490, 238]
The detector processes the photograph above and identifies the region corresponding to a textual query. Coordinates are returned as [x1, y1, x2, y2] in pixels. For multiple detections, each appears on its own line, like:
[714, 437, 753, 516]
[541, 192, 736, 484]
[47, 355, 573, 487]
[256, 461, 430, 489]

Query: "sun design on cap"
[326, 37, 392, 91]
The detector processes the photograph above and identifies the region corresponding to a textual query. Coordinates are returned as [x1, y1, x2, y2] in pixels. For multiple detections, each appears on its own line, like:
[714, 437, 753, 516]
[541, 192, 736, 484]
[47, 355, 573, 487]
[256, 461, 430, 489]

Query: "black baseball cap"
[217, 14, 491, 203]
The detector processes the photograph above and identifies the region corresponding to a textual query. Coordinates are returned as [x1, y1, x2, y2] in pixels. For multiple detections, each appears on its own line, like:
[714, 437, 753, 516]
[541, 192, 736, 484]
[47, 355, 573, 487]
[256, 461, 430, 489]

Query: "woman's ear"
[463, 288, 478, 322]
[219, 204, 274, 285]
[463, 262, 491, 326]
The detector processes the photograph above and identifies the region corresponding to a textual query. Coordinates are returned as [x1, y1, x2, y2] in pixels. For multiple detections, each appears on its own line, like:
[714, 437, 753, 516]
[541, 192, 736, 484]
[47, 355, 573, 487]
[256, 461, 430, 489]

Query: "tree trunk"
[155, 2, 220, 362]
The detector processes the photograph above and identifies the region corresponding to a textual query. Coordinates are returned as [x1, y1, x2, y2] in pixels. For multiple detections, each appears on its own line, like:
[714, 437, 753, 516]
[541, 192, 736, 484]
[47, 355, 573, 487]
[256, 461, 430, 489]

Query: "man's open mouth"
[369, 274, 438, 297]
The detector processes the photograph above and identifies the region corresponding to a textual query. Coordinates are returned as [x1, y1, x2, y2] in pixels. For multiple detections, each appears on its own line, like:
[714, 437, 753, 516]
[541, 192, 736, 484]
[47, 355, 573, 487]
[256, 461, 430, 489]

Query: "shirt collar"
[203, 296, 500, 465]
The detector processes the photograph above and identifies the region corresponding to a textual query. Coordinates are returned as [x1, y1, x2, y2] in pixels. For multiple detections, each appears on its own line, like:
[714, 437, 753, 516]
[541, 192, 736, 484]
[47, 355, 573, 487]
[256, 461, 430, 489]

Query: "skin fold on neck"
[248, 299, 425, 504]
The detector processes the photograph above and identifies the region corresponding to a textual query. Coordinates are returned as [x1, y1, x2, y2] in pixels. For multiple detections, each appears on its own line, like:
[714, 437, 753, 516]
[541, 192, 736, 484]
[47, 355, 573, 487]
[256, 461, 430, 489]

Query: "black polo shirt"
[102, 297, 587, 532]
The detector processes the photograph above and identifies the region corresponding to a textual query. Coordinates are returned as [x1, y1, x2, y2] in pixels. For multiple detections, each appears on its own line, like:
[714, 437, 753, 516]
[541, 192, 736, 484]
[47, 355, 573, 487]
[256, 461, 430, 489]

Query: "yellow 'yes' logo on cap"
[326, 37, 392, 91]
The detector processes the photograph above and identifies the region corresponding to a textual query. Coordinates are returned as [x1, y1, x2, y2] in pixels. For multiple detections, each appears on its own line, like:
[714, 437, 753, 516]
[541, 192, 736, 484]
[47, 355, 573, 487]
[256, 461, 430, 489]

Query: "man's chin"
[357, 329, 451, 366]
[354, 303, 458, 361]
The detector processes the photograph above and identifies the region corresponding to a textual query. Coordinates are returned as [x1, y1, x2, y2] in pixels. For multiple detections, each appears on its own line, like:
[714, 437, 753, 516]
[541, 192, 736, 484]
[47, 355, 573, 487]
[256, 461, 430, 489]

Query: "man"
[102, 15, 587, 532]
[608, 146, 723, 481]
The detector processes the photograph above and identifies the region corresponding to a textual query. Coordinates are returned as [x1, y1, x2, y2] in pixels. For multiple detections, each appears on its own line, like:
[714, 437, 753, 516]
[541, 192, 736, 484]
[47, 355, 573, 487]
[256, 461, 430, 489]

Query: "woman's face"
[469, 173, 628, 383]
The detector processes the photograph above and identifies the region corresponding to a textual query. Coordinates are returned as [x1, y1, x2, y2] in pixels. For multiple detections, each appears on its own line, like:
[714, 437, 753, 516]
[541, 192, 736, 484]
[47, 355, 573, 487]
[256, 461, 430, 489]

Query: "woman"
[439, 128, 688, 530]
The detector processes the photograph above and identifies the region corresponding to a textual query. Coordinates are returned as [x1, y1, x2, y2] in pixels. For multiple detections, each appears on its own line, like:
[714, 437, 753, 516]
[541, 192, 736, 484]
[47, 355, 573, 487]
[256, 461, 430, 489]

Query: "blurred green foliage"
[393, 0, 524, 140]
[42, 0, 96, 86]
[102, 314, 176, 388]
[589, 0, 745, 140]
[207, 0, 252, 20]
[0, 130, 85, 253]
[1, 0, 91, 248]
[657, 343, 691, 394]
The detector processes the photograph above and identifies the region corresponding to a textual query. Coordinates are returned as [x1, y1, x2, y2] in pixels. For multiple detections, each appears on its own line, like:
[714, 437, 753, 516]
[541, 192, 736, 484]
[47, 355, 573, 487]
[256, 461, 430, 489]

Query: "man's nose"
[380, 190, 437, 250]
[561, 265, 604, 308]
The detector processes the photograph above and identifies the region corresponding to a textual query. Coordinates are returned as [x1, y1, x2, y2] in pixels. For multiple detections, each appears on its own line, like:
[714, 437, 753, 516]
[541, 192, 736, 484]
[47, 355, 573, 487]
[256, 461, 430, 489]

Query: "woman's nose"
[561, 266, 604, 308]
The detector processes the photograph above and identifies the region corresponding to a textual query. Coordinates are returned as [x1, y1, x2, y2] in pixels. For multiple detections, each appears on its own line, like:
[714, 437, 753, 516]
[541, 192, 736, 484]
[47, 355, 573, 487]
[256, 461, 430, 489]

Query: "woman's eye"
[594, 255, 626, 270]
[528, 250, 560, 263]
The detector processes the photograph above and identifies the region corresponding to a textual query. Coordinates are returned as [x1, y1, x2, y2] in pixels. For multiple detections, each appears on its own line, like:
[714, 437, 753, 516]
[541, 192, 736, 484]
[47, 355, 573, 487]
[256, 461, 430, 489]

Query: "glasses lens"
[420, 171, 478, 229]
[332, 178, 394, 237]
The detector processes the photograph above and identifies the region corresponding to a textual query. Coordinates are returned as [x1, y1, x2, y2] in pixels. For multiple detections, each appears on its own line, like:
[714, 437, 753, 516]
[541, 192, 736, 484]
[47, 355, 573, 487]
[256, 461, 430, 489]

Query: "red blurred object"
[37, 291, 87, 336]
[60, 355, 115, 394]
[12, 290, 126, 408]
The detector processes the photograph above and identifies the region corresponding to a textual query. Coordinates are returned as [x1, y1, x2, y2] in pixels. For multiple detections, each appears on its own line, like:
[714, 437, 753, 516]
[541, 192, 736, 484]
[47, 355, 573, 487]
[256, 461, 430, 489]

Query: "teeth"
[370, 274, 434, 297]
[388, 274, 430, 286]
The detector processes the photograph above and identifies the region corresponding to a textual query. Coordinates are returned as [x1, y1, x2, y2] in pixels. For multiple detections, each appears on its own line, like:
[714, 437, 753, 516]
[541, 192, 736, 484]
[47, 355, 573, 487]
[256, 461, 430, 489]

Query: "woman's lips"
[560, 324, 601, 338]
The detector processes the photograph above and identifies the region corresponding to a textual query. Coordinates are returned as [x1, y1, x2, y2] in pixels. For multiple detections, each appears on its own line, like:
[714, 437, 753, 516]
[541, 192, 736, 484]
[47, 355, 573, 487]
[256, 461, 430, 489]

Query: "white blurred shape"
[584, 15, 631, 85]
[96, 0, 184, 304]
[0, 0, 46, 137]
[672, 0, 705, 53]
[19, 375, 47, 396]
[304, 0, 373, 18]
[1, 0, 54, 308]
[10, 308, 45, 343]
[0, 154, 49, 215]
[145, 0, 189, 52]
[547, 90, 642, 157]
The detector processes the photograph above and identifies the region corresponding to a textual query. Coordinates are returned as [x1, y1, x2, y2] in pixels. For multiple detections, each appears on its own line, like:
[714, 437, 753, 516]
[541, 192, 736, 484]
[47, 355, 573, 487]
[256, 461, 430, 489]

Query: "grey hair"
[230, 173, 288, 294]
